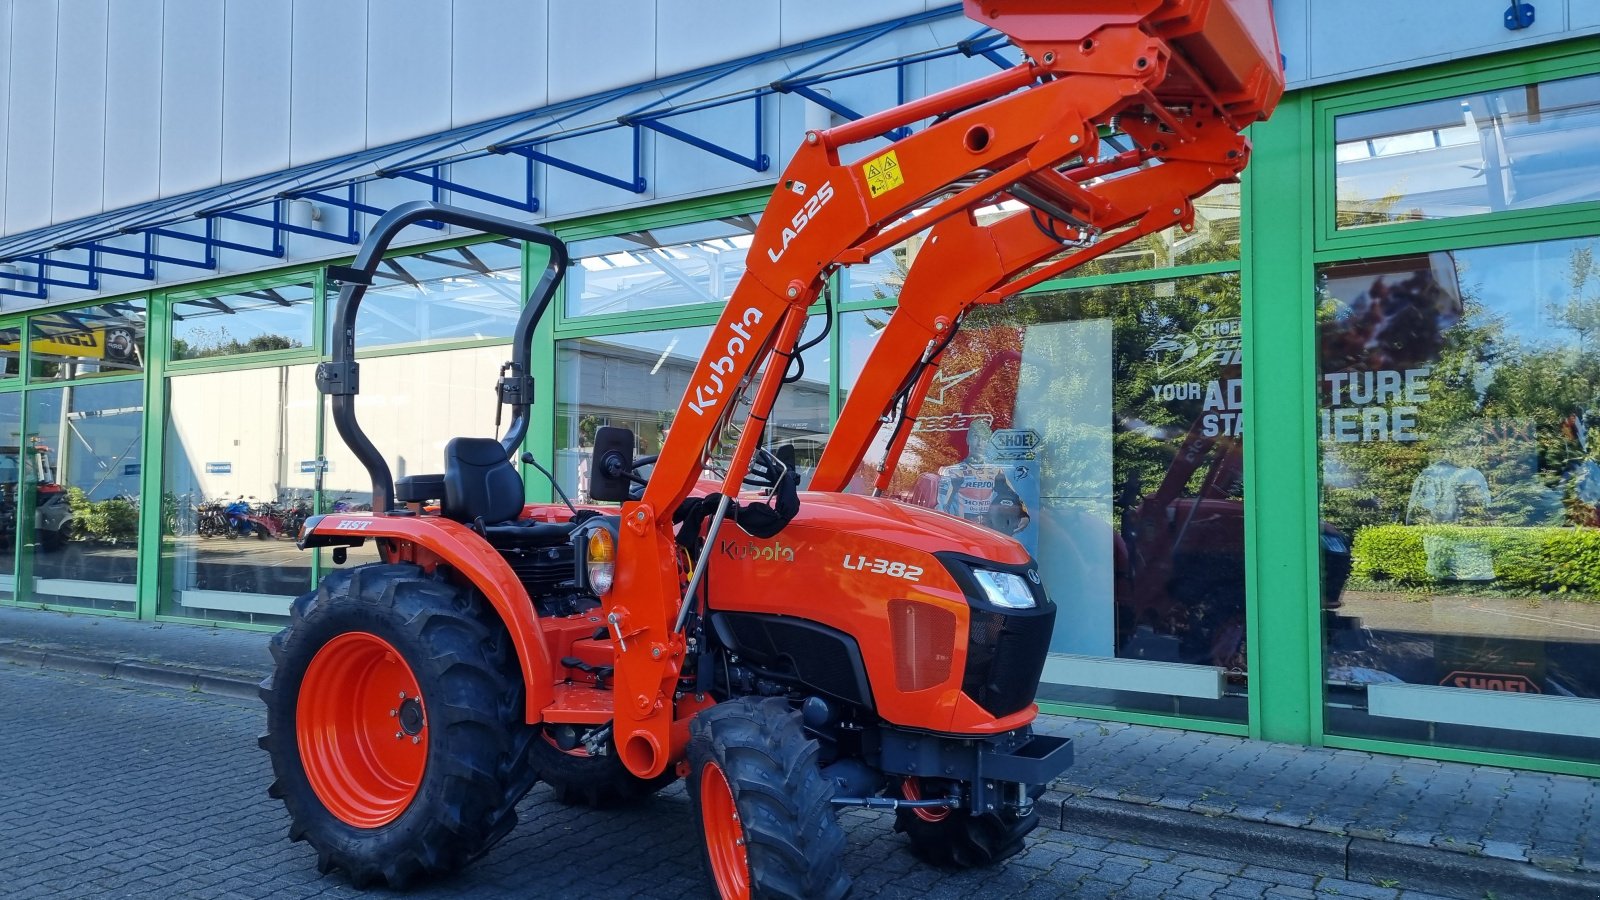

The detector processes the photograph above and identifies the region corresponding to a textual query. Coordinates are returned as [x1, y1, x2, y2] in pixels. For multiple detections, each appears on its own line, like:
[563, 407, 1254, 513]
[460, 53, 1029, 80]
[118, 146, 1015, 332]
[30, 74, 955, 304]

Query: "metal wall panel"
[289, 0, 367, 167]
[1271, 0, 1310, 88]
[222, 0, 293, 182]
[103, 0, 165, 211]
[52, 0, 109, 223]
[451, 0, 549, 128]
[547, 0, 655, 103]
[657, 0, 780, 78]
[1574, 0, 1600, 29]
[6, 4, 57, 234]
[779, 0, 926, 45]
[1279, 0, 1594, 88]
[367, 0, 453, 147]
[0, 2, 13, 232]
[160, 0, 224, 197]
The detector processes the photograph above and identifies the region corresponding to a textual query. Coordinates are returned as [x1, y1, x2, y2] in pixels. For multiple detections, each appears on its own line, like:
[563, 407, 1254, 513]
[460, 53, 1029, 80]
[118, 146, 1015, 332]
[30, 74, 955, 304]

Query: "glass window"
[841, 271, 1248, 723]
[171, 281, 317, 361]
[28, 300, 147, 380]
[1318, 235, 1600, 759]
[19, 380, 144, 612]
[1335, 73, 1600, 229]
[0, 392, 21, 599]
[0, 323, 23, 378]
[159, 366, 318, 625]
[340, 240, 522, 351]
[554, 317, 829, 502]
[318, 344, 526, 574]
[565, 216, 759, 318]
[319, 345, 516, 510]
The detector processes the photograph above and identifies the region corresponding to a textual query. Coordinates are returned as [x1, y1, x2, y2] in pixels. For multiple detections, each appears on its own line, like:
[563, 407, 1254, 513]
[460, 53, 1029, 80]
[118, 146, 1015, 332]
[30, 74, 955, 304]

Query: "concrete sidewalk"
[4, 605, 1597, 900]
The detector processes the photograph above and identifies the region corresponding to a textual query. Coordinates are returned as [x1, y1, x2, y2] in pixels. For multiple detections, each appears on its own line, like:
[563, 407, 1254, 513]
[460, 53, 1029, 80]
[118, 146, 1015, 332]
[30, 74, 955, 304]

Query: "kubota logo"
[687, 307, 764, 417]
[767, 181, 835, 263]
[720, 539, 795, 562]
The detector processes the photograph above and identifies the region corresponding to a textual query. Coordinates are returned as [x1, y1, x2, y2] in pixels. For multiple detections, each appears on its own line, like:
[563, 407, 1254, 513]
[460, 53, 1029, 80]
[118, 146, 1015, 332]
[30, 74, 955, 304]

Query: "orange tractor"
[260, 1, 1284, 896]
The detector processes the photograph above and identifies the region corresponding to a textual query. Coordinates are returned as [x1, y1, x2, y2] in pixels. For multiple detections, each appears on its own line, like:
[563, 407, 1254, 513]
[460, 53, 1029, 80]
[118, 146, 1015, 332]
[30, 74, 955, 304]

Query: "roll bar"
[314, 201, 569, 514]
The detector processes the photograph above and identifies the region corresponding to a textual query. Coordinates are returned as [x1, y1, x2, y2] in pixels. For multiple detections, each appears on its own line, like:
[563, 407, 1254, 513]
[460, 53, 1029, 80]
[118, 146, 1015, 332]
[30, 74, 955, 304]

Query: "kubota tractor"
[260, 2, 1284, 896]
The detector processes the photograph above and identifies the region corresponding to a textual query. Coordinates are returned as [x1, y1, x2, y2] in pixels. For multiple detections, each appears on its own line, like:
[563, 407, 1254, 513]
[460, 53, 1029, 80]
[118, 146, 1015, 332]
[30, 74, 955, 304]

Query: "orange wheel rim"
[903, 777, 950, 823]
[297, 632, 428, 828]
[700, 761, 750, 899]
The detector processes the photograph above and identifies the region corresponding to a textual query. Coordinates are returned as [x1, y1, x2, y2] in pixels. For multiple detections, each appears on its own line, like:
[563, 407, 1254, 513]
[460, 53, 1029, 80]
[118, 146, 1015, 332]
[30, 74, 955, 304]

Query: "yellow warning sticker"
[862, 149, 905, 199]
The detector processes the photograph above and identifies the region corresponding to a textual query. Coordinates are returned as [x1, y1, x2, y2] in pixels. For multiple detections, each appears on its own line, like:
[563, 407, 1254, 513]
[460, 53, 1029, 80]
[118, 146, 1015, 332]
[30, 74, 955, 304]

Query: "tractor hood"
[760, 490, 1033, 567]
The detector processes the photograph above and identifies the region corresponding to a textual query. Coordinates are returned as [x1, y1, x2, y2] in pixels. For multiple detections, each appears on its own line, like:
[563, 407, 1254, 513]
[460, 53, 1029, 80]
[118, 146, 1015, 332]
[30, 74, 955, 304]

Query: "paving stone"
[12, 664, 1488, 900]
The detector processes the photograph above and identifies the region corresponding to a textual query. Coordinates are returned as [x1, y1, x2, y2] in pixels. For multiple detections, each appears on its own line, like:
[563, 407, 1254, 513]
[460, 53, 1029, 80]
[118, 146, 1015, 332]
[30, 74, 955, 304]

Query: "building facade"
[1, 1, 1598, 775]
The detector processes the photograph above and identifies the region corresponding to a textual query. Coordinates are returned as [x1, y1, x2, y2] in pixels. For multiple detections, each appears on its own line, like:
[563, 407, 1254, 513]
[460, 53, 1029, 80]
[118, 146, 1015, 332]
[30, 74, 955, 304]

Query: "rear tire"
[259, 563, 538, 888]
[893, 777, 1038, 868]
[687, 697, 850, 900]
[529, 726, 678, 807]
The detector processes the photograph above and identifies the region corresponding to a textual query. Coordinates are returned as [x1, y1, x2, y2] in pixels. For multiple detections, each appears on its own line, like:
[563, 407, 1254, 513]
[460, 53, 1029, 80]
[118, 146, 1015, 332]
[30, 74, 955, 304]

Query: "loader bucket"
[963, 0, 1284, 125]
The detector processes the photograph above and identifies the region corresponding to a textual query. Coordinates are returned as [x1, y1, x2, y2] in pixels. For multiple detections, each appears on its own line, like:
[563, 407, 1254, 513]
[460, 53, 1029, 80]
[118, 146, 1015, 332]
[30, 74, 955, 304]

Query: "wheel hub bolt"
[398, 697, 426, 736]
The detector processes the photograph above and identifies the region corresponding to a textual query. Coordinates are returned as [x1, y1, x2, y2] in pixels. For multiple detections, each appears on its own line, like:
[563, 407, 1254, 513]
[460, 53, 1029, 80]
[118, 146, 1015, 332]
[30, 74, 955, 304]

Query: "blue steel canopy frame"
[0, 5, 1022, 305]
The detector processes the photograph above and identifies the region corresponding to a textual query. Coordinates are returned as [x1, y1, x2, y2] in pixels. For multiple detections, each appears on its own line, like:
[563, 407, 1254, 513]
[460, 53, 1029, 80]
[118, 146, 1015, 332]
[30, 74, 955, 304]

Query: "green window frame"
[1247, 37, 1600, 777]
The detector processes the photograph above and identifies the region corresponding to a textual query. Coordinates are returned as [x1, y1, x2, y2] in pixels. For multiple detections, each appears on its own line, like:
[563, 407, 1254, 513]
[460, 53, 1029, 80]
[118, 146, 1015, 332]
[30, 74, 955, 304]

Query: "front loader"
[260, 1, 1285, 896]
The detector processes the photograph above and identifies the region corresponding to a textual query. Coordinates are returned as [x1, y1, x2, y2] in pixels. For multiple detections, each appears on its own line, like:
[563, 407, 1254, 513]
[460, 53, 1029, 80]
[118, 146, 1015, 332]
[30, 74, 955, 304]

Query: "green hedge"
[1351, 524, 1600, 596]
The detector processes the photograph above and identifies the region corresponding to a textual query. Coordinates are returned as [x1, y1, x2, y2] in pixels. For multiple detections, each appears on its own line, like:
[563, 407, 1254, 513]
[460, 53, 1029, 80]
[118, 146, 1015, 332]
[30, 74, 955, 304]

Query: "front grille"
[963, 605, 1055, 718]
[715, 613, 872, 706]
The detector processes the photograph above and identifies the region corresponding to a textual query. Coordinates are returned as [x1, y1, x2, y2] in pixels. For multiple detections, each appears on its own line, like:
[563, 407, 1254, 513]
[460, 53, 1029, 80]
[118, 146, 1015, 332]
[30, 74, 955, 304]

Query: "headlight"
[1320, 532, 1348, 554]
[586, 528, 616, 595]
[971, 568, 1036, 610]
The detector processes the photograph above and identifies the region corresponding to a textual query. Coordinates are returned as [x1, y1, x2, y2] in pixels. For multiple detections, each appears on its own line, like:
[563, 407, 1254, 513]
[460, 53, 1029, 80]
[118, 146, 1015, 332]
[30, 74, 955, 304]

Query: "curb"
[1055, 795, 1600, 900]
[0, 642, 261, 701]
[9, 637, 1600, 900]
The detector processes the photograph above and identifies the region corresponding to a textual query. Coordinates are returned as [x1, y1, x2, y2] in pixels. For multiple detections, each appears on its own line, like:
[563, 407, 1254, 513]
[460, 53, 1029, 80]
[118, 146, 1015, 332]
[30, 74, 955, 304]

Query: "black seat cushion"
[443, 437, 525, 525]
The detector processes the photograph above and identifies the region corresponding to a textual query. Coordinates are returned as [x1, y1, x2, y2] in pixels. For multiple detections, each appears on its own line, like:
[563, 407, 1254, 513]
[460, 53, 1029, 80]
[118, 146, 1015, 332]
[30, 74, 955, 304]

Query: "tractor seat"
[443, 437, 575, 548]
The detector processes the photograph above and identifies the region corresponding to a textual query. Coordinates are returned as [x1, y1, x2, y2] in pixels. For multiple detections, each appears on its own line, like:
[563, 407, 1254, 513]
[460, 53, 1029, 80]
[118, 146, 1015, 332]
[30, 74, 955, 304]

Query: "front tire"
[893, 776, 1039, 868]
[687, 697, 850, 900]
[259, 563, 537, 888]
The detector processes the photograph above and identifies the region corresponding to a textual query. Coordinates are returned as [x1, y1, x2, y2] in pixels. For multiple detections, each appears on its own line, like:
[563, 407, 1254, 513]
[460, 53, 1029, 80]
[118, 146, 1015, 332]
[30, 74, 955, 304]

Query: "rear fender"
[302, 513, 554, 721]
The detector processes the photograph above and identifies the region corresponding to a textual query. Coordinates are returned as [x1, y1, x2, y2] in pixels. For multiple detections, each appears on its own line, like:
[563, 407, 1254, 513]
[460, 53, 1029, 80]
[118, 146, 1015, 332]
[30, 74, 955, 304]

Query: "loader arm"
[810, 101, 1257, 493]
[607, 0, 1284, 780]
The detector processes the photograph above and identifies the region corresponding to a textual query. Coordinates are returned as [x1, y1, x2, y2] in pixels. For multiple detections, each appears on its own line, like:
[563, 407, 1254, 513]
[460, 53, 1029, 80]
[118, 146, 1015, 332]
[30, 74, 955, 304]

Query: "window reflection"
[20, 380, 144, 612]
[1335, 73, 1600, 228]
[840, 271, 1250, 723]
[172, 282, 316, 360]
[29, 300, 147, 380]
[0, 393, 21, 599]
[318, 345, 520, 575]
[1318, 236, 1600, 757]
[160, 366, 317, 624]
[320, 345, 514, 510]
[555, 318, 828, 502]
[566, 216, 759, 318]
[839, 184, 1239, 303]
[0, 324, 22, 378]
[343, 240, 522, 350]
